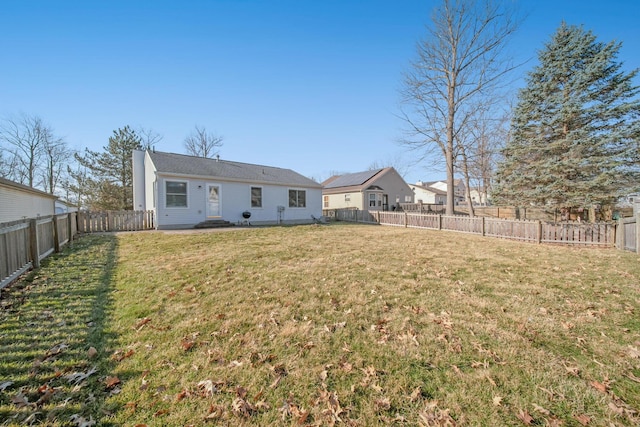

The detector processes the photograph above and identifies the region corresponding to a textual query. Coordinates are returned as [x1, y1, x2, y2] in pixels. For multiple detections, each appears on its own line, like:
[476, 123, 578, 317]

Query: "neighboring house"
[55, 200, 78, 214]
[0, 177, 57, 224]
[423, 179, 466, 205]
[322, 168, 413, 211]
[132, 150, 323, 229]
[409, 182, 447, 205]
[468, 186, 489, 206]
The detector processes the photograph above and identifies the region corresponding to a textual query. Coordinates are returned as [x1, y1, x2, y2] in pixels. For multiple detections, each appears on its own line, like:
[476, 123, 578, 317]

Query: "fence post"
[481, 216, 485, 236]
[29, 219, 40, 268]
[405, 212, 408, 228]
[617, 217, 624, 249]
[53, 215, 61, 253]
[438, 214, 442, 230]
[537, 220, 542, 244]
[67, 213, 73, 241]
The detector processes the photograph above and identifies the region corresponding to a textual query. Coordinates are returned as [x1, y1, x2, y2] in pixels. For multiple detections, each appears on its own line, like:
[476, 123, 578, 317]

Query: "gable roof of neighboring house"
[0, 177, 57, 199]
[322, 168, 404, 194]
[147, 151, 322, 188]
[420, 179, 463, 188]
[410, 182, 447, 196]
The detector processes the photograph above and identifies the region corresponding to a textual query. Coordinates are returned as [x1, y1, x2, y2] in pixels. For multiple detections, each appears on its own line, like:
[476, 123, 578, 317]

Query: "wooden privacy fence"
[330, 209, 617, 247]
[0, 213, 77, 289]
[1, 210, 154, 289]
[77, 210, 154, 233]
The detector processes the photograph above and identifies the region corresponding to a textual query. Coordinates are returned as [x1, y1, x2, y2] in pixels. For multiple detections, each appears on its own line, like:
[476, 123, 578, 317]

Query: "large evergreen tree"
[75, 126, 142, 210]
[493, 23, 640, 213]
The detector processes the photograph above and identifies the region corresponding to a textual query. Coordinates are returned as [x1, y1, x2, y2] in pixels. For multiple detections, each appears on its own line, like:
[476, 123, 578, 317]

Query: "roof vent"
[216, 154, 220, 162]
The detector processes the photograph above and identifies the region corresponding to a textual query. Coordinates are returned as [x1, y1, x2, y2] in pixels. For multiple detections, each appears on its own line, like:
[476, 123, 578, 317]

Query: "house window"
[166, 180, 187, 208]
[289, 189, 306, 208]
[369, 194, 376, 207]
[323, 195, 329, 208]
[404, 195, 412, 202]
[251, 187, 262, 208]
[344, 194, 350, 202]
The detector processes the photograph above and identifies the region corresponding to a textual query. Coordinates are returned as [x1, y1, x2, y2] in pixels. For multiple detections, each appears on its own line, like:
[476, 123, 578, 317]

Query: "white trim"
[250, 185, 263, 209]
[288, 188, 307, 209]
[164, 179, 189, 209]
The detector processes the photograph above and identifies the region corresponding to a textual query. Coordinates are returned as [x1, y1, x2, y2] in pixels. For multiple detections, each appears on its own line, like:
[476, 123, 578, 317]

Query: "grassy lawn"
[1, 223, 639, 426]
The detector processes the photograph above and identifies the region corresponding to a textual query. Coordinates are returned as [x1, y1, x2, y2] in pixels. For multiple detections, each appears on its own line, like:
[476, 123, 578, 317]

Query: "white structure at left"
[132, 150, 323, 229]
[0, 177, 56, 224]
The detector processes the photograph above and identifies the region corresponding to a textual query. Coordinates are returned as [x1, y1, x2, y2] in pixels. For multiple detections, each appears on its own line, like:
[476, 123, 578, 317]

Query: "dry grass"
[1, 223, 639, 426]
[105, 223, 640, 426]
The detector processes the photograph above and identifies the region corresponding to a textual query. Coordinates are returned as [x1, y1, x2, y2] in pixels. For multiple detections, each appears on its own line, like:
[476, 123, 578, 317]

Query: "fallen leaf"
[375, 397, 391, 411]
[134, 317, 151, 330]
[65, 367, 97, 384]
[70, 414, 96, 427]
[0, 381, 13, 391]
[590, 380, 609, 394]
[492, 396, 503, 406]
[105, 376, 121, 389]
[154, 409, 169, 417]
[574, 413, 590, 425]
[181, 338, 196, 351]
[533, 404, 550, 415]
[197, 380, 216, 397]
[176, 389, 191, 401]
[205, 404, 225, 420]
[410, 387, 423, 402]
[516, 409, 534, 425]
[232, 397, 255, 418]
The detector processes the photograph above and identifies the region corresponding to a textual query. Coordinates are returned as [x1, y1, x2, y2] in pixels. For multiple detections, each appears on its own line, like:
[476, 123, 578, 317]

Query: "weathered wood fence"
[76, 210, 154, 233]
[617, 214, 639, 252]
[328, 209, 619, 248]
[1, 210, 154, 289]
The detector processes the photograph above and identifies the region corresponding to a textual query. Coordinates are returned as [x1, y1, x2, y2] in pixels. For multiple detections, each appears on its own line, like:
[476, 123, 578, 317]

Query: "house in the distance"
[132, 150, 323, 229]
[417, 179, 466, 205]
[322, 168, 413, 211]
[0, 177, 56, 224]
[409, 181, 447, 205]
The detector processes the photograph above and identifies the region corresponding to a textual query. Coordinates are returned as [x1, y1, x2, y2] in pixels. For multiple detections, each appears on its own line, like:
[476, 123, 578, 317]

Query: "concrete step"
[194, 220, 235, 229]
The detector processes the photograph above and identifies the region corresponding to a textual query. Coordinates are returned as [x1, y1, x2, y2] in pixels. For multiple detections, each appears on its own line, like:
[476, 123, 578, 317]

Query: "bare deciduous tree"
[400, 0, 519, 215]
[184, 125, 223, 159]
[137, 127, 163, 151]
[41, 136, 72, 194]
[0, 113, 69, 190]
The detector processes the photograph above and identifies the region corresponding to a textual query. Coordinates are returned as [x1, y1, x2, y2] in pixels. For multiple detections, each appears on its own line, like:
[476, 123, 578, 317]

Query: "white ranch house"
[132, 150, 323, 229]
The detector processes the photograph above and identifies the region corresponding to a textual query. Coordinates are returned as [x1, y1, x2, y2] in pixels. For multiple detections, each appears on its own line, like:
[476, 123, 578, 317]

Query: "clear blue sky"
[2, 0, 639, 184]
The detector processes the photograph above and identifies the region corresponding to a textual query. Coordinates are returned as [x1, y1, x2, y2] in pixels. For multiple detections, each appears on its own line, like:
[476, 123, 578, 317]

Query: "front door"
[206, 184, 221, 218]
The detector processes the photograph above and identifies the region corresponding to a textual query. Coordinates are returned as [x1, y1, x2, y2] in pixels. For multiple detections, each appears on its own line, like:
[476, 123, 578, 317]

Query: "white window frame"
[251, 186, 263, 208]
[165, 179, 188, 209]
[288, 188, 306, 208]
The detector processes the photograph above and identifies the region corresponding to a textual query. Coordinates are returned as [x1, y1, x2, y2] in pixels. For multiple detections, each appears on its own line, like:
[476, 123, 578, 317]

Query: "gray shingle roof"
[323, 169, 384, 189]
[148, 151, 321, 188]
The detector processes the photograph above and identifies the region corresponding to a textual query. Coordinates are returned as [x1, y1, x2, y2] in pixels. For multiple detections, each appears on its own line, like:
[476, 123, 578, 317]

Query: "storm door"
[206, 184, 221, 218]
